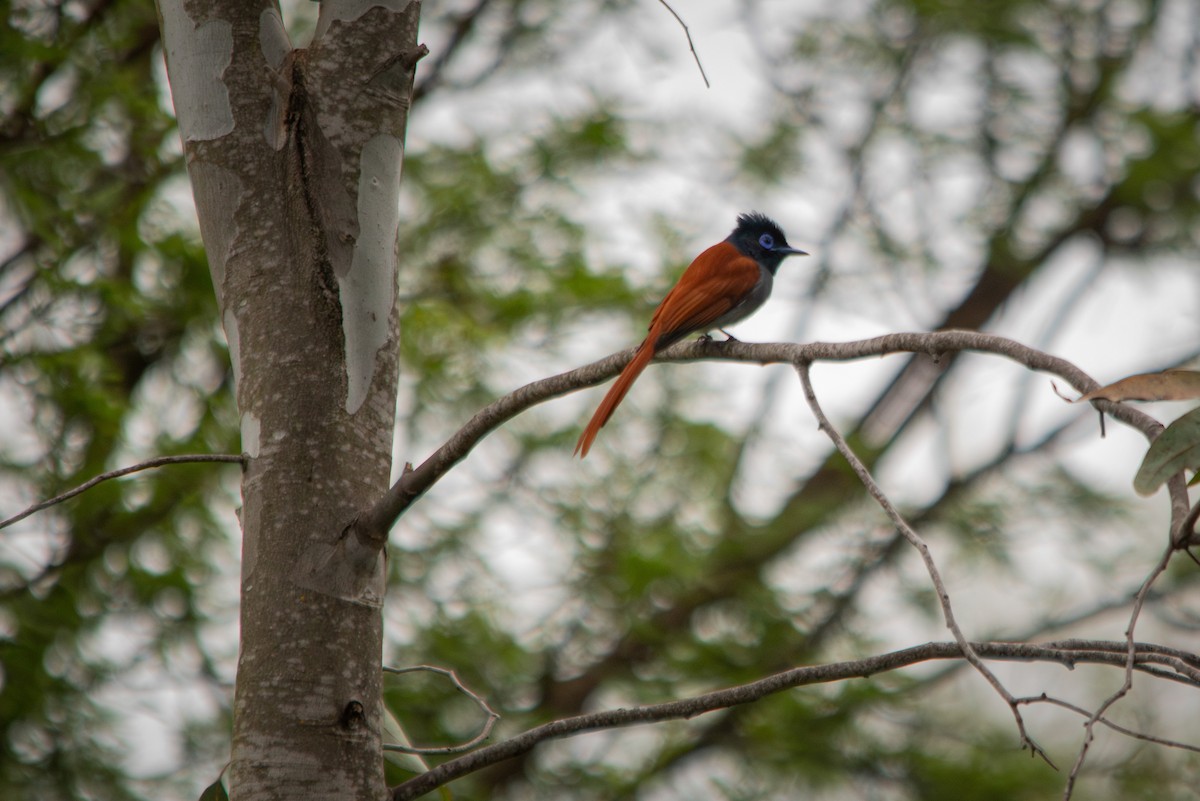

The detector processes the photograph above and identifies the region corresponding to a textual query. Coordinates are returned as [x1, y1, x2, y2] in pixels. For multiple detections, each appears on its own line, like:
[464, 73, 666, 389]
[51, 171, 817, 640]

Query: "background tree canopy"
[2, 1, 1199, 799]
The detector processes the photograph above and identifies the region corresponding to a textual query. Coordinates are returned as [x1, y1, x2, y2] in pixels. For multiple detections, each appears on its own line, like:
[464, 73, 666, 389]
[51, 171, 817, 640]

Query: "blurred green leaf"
[1133, 406, 1200, 496]
[197, 777, 228, 801]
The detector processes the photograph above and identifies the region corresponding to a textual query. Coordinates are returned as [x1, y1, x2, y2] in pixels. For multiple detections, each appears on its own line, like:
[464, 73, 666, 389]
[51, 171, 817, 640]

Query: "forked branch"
[797, 361, 1054, 765]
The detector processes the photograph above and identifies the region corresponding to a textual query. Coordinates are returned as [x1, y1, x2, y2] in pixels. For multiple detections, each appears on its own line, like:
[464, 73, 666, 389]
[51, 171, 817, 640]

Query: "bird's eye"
[758, 233, 775, 249]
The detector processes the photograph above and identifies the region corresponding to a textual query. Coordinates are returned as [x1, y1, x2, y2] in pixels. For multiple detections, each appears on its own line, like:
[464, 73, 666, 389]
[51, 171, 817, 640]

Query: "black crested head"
[736, 211, 783, 234]
[727, 212, 807, 273]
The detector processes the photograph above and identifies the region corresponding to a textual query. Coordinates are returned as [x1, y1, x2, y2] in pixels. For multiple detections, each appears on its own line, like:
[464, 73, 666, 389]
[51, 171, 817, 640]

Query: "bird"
[574, 212, 807, 458]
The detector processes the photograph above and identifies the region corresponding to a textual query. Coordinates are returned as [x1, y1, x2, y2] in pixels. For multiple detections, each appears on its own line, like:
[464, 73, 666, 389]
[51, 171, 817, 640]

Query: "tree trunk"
[155, 1, 423, 798]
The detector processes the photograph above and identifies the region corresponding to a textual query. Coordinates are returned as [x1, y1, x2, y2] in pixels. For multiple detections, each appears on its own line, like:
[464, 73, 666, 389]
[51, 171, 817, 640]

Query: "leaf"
[1069, 370, 1200, 403]
[198, 776, 229, 801]
[381, 703, 432, 777]
[1133, 407, 1200, 496]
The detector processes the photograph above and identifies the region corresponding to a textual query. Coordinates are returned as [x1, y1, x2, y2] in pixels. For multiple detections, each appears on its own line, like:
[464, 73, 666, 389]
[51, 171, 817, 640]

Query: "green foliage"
[394, 123, 643, 427]
[895, 736, 1060, 800]
[903, 0, 1040, 41]
[738, 119, 805, 187]
[0, 3, 237, 800]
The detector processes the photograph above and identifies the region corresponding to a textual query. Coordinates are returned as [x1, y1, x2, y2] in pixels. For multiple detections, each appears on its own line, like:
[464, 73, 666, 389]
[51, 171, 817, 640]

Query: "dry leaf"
[1059, 370, 1200, 403]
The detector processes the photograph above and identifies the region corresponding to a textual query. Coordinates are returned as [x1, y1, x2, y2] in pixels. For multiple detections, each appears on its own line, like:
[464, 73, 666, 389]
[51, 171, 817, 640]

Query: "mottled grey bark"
[156, 1, 423, 798]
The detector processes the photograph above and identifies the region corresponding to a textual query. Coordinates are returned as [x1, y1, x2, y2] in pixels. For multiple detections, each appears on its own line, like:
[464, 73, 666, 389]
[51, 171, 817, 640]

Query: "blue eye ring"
[758, 233, 775, 249]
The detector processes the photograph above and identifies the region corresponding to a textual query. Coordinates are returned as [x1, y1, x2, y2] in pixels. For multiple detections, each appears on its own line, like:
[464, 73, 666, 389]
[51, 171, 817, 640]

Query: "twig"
[1062, 542, 1176, 799]
[655, 0, 710, 88]
[382, 664, 501, 755]
[796, 361, 1056, 767]
[0, 453, 245, 531]
[1181, 500, 1200, 547]
[1019, 693, 1200, 754]
[388, 639, 1176, 800]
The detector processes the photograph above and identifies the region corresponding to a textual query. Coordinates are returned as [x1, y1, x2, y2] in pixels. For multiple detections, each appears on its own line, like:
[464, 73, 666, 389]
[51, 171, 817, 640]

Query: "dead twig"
[656, 0, 710, 88]
[382, 664, 500, 755]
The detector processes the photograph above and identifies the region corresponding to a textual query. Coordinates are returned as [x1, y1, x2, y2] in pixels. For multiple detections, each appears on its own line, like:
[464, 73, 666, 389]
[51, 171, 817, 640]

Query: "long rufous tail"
[574, 342, 656, 458]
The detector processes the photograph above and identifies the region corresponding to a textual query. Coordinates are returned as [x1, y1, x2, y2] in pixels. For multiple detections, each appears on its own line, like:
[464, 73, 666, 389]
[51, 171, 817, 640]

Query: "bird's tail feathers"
[574, 343, 655, 458]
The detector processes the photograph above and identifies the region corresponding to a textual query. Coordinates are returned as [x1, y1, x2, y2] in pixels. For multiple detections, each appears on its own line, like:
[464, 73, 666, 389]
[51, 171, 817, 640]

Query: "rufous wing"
[575, 242, 763, 459]
[648, 241, 762, 346]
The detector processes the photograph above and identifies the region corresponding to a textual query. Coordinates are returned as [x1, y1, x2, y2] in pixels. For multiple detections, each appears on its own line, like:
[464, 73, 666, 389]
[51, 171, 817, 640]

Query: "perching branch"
[357, 331, 1186, 543]
[388, 639, 1199, 800]
[796, 362, 1054, 766]
[0, 453, 245, 531]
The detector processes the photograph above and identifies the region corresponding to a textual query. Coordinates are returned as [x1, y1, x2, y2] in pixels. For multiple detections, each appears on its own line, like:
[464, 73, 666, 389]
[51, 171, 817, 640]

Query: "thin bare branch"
[0, 453, 245, 531]
[388, 639, 1191, 800]
[382, 664, 500, 755]
[655, 0, 710, 88]
[1063, 542, 1176, 799]
[796, 362, 1054, 766]
[1020, 693, 1200, 755]
[1182, 500, 1200, 546]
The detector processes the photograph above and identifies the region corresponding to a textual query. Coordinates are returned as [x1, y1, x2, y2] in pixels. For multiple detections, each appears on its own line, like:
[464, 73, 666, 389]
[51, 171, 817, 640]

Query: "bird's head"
[727, 211, 807, 273]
